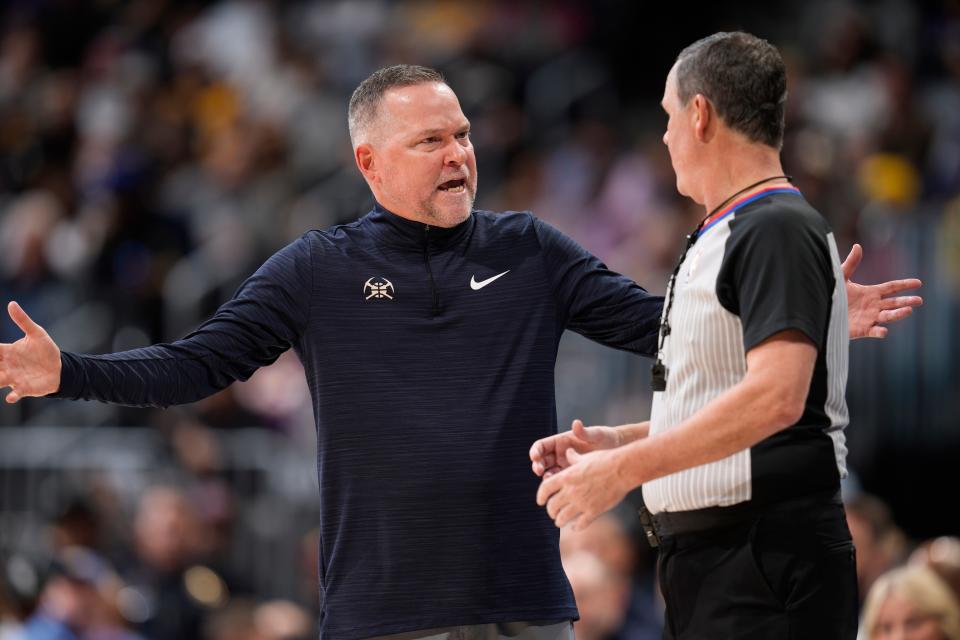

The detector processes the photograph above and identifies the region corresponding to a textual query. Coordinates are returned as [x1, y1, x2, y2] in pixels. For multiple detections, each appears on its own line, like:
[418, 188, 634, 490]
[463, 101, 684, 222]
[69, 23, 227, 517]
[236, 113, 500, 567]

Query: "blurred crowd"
[4, 479, 960, 639]
[0, 0, 958, 638]
[1, 485, 318, 640]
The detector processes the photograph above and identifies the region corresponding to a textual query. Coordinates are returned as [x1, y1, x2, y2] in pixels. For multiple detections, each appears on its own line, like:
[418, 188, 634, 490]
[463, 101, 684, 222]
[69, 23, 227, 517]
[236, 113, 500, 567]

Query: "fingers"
[880, 295, 923, 311]
[5, 390, 20, 404]
[866, 326, 888, 339]
[530, 438, 558, 476]
[530, 443, 542, 476]
[553, 503, 580, 529]
[536, 474, 561, 507]
[565, 448, 582, 465]
[877, 307, 913, 324]
[571, 419, 587, 437]
[571, 419, 595, 442]
[546, 493, 563, 520]
[533, 456, 557, 477]
[877, 279, 923, 297]
[7, 301, 43, 338]
[529, 437, 551, 464]
[550, 501, 594, 531]
[841, 243, 863, 281]
[529, 439, 543, 462]
[570, 514, 592, 532]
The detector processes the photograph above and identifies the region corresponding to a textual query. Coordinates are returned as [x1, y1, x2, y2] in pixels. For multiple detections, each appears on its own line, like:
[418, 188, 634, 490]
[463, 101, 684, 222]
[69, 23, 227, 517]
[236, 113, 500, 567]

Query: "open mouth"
[437, 179, 467, 193]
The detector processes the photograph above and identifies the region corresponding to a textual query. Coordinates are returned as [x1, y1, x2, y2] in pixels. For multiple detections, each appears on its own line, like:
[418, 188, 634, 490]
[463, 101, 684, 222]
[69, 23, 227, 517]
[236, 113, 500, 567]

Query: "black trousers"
[657, 500, 858, 639]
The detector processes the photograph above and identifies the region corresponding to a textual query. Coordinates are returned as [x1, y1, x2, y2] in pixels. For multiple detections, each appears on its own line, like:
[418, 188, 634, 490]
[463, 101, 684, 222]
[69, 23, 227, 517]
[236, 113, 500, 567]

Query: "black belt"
[638, 490, 842, 548]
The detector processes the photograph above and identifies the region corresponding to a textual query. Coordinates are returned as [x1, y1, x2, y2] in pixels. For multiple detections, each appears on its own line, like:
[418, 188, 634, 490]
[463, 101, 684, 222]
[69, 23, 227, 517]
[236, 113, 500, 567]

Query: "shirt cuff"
[48, 351, 85, 400]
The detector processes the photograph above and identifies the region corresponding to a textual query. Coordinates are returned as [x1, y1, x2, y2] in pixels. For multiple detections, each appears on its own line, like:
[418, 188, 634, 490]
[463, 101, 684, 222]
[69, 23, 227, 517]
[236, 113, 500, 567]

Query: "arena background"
[0, 1, 957, 638]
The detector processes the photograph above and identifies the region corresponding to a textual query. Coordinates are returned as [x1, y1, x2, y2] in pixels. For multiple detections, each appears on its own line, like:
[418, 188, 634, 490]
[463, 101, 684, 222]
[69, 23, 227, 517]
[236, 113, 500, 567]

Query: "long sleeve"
[533, 217, 663, 357]
[52, 235, 314, 408]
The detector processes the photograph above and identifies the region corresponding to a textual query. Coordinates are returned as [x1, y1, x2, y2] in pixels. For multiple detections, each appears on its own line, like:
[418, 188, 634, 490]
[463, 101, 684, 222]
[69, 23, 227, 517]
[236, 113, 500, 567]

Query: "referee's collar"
[701, 187, 802, 235]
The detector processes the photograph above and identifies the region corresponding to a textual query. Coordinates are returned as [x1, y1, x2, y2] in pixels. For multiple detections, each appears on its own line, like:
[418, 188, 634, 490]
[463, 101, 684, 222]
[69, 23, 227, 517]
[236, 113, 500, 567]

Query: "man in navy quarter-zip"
[0, 65, 922, 640]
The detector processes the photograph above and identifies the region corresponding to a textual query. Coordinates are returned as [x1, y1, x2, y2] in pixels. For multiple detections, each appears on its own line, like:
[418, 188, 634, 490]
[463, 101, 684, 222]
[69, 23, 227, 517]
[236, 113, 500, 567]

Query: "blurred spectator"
[48, 502, 100, 554]
[560, 513, 661, 639]
[21, 547, 143, 640]
[0, 552, 43, 639]
[2, 557, 40, 614]
[847, 492, 909, 602]
[861, 565, 960, 640]
[560, 512, 636, 579]
[119, 486, 219, 640]
[253, 600, 313, 640]
[201, 598, 312, 640]
[912, 538, 960, 606]
[203, 599, 258, 640]
[561, 551, 628, 640]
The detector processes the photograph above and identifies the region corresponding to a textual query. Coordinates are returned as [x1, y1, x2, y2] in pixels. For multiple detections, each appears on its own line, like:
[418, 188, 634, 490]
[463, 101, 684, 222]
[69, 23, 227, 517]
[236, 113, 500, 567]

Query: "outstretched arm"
[0, 302, 62, 403]
[842, 243, 922, 339]
[1, 236, 313, 408]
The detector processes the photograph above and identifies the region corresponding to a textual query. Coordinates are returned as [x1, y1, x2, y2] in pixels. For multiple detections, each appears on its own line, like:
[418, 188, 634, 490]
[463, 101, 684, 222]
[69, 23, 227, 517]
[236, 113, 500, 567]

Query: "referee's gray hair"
[674, 32, 787, 150]
[348, 64, 446, 147]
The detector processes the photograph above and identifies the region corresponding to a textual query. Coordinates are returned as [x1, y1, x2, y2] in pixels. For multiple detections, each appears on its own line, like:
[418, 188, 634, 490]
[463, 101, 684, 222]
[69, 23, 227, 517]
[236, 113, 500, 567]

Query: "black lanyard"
[650, 175, 792, 392]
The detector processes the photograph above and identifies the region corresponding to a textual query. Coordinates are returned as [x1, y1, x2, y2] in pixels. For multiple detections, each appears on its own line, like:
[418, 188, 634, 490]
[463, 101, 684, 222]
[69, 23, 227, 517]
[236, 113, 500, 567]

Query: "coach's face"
[661, 64, 701, 203]
[358, 82, 477, 228]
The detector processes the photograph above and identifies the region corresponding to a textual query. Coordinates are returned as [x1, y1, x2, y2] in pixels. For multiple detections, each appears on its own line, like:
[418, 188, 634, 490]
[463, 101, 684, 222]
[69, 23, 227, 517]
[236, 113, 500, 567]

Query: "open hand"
[842, 244, 923, 339]
[0, 302, 62, 403]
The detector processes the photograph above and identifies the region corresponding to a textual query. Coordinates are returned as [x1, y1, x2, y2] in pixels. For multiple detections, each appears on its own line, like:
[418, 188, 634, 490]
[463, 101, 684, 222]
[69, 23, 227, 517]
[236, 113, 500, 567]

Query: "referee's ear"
[691, 93, 715, 143]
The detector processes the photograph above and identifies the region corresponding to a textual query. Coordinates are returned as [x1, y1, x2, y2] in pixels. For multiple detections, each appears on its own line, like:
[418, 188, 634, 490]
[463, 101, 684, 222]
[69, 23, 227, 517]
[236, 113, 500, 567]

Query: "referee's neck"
[699, 140, 785, 215]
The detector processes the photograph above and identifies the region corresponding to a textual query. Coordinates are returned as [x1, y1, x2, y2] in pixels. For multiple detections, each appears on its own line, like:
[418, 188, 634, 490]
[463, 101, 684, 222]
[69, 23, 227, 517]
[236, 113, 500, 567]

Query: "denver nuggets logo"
[363, 277, 395, 300]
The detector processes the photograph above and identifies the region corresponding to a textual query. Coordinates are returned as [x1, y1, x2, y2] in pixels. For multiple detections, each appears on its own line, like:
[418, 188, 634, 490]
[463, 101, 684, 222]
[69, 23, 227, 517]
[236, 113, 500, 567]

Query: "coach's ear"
[355, 144, 377, 185]
[692, 93, 715, 143]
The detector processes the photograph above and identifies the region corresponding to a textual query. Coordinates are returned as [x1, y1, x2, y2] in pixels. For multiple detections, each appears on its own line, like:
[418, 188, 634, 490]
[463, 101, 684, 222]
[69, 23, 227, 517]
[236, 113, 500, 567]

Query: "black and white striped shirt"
[643, 188, 849, 514]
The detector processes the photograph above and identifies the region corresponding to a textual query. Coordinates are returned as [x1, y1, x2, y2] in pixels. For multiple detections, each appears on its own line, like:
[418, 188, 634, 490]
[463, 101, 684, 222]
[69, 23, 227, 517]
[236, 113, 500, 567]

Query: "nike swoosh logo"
[470, 270, 510, 290]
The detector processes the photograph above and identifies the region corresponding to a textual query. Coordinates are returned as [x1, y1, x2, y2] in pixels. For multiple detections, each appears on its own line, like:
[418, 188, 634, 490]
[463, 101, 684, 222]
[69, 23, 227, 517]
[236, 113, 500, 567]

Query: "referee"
[535, 32, 862, 638]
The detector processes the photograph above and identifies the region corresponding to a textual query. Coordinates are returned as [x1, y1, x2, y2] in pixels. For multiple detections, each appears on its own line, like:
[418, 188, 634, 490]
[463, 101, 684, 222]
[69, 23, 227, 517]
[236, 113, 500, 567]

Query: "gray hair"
[347, 64, 446, 147]
[674, 32, 787, 149]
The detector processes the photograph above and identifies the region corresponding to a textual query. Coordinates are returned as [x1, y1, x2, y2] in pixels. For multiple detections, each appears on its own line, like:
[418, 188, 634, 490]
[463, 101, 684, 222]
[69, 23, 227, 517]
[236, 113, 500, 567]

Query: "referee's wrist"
[611, 444, 640, 491]
[614, 427, 625, 448]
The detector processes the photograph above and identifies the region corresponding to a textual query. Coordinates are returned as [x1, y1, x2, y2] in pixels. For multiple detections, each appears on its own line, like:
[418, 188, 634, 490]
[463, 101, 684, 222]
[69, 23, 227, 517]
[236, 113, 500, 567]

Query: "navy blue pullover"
[54, 206, 663, 639]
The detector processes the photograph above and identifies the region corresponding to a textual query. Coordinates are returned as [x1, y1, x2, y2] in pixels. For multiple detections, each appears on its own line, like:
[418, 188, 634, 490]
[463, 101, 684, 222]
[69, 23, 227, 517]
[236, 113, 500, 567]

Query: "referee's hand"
[0, 301, 62, 403]
[529, 419, 621, 478]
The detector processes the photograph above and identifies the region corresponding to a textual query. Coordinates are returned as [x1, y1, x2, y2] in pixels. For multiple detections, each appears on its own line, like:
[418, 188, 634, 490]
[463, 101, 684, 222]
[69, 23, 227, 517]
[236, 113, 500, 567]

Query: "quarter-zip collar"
[366, 202, 475, 251]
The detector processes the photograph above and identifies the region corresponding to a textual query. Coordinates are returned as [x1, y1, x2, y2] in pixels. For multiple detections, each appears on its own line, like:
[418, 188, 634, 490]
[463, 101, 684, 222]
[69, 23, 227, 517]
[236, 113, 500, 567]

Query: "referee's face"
[661, 65, 699, 203]
[361, 82, 477, 228]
